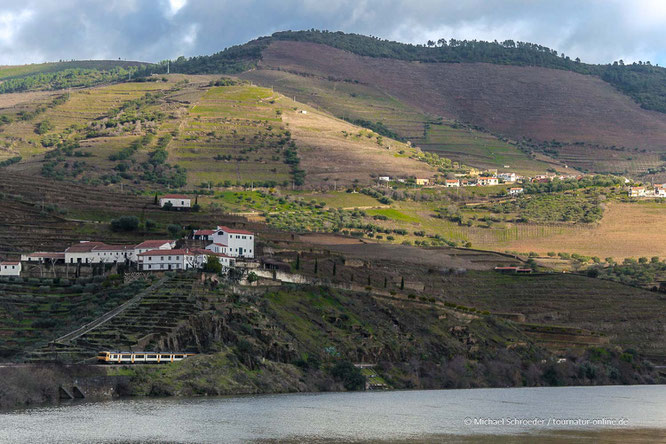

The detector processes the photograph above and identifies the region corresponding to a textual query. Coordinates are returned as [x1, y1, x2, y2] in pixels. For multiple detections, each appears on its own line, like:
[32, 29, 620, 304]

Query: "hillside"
[0, 75, 439, 189]
[161, 30, 666, 177]
[252, 40, 666, 175]
[3, 31, 666, 178]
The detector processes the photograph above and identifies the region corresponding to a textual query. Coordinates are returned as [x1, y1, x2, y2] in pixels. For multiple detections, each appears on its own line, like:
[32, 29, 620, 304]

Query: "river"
[1, 385, 665, 443]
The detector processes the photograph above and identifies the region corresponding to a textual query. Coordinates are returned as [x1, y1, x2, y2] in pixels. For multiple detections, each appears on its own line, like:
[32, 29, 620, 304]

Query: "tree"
[314, 258, 318, 274]
[153, 193, 158, 205]
[167, 224, 181, 237]
[162, 201, 173, 211]
[330, 360, 366, 391]
[295, 254, 300, 270]
[247, 271, 258, 283]
[400, 276, 404, 290]
[204, 255, 221, 273]
[145, 219, 156, 231]
[332, 262, 336, 276]
[110, 216, 139, 232]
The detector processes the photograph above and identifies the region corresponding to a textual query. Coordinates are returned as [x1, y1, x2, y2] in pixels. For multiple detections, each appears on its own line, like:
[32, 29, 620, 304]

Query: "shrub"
[204, 256, 222, 273]
[167, 224, 181, 237]
[111, 216, 139, 232]
[329, 361, 366, 391]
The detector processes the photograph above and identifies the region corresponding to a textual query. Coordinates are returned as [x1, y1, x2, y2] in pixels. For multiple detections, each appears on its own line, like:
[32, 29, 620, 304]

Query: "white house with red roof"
[64, 241, 135, 264]
[159, 194, 191, 209]
[628, 187, 647, 197]
[21, 252, 65, 263]
[132, 240, 175, 261]
[212, 226, 254, 258]
[509, 187, 524, 196]
[654, 184, 666, 197]
[478, 176, 499, 186]
[206, 243, 228, 255]
[193, 229, 216, 241]
[137, 249, 193, 271]
[445, 179, 460, 187]
[0, 261, 21, 277]
[137, 248, 234, 271]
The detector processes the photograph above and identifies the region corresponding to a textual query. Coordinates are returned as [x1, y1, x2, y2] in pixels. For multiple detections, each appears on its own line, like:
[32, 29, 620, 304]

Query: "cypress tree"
[314, 259, 318, 274]
[295, 254, 300, 270]
[333, 262, 337, 276]
[400, 276, 404, 290]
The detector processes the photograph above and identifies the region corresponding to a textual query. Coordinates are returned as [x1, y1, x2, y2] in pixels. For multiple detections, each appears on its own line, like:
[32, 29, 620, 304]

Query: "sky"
[0, 0, 664, 66]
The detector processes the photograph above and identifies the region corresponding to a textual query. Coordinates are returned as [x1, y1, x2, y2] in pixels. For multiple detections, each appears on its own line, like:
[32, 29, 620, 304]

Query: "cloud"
[0, 0, 664, 66]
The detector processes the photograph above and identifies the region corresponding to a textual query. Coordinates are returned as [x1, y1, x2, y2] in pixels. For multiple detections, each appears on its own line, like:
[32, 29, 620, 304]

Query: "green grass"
[366, 208, 418, 222]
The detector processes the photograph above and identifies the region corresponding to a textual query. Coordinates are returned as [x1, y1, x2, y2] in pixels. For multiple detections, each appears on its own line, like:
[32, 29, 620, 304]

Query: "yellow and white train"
[97, 351, 196, 364]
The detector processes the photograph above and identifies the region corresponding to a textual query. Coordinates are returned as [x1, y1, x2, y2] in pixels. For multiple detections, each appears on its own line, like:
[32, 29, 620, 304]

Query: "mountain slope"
[0, 75, 438, 188]
[168, 31, 666, 176]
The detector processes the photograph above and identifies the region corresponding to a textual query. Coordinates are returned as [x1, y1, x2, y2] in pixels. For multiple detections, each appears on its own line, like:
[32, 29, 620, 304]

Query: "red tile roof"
[65, 242, 133, 253]
[138, 249, 191, 257]
[135, 240, 174, 249]
[210, 243, 227, 247]
[1, 261, 20, 265]
[162, 194, 190, 199]
[28, 252, 65, 259]
[65, 242, 108, 253]
[192, 248, 231, 258]
[217, 225, 253, 235]
[194, 230, 215, 236]
[98, 245, 134, 251]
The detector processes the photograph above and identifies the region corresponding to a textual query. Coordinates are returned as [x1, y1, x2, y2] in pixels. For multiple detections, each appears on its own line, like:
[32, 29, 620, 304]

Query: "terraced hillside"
[172, 84, 292, 185]
[0, 277, 148, 359]
[241, 68, 563, 176]
[1, 74, 442, 188]
[0, 171, 249, 254]
[247, 40, 666, 175]
[69, 275, 202, 355]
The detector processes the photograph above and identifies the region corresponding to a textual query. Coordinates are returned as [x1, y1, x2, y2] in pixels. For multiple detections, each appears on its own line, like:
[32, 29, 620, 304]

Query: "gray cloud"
[0, 0, 664, 66]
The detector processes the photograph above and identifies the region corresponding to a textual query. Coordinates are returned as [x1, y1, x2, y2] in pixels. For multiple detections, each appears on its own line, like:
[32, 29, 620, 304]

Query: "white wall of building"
[159, 197, 191, 208]
[211, 228, 254, 258]
[0, 263, 21, 276]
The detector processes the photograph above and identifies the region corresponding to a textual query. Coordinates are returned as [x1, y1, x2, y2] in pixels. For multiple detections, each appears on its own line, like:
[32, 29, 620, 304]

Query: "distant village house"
[477, 176, 499, 186]
[0, 261, 21, 277]
[159, 194, 191, 209]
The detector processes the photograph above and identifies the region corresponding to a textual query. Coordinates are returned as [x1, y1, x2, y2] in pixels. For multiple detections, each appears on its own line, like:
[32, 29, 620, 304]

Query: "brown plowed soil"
[261, 41, 666, 151]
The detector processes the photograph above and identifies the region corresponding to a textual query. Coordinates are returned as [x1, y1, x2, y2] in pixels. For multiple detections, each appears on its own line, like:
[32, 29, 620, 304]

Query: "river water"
[1, 385, 665, 443]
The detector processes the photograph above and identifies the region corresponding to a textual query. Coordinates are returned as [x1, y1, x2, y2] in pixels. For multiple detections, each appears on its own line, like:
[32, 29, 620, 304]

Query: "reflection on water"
[0, 385, 664, 443]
